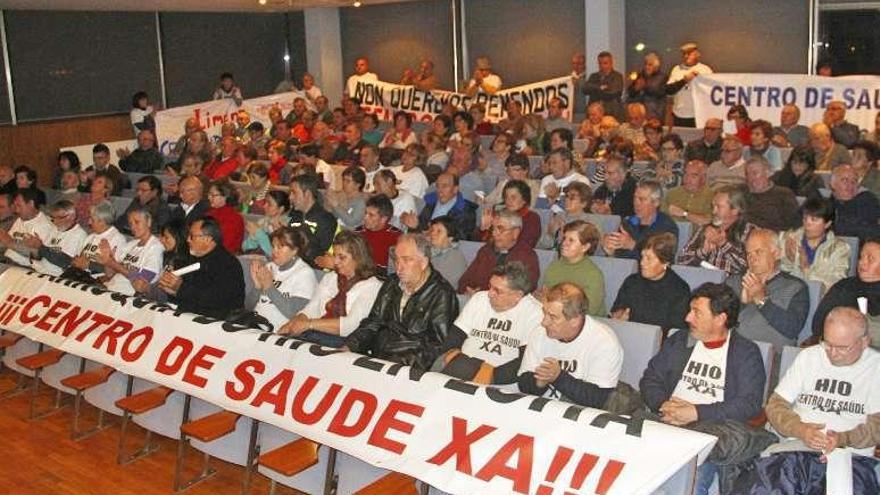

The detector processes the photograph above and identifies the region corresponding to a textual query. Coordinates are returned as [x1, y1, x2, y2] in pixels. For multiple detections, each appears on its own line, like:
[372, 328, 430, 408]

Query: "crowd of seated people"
[2, 49, 880, 494]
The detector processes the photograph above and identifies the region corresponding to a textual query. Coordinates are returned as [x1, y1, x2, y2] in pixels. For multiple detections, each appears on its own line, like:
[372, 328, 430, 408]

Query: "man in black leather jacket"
[344, 234, 459, 371]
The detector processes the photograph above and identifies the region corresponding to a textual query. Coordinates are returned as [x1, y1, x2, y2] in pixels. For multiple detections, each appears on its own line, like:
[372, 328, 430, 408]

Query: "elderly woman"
[770, 145, 824, 200]
[427, 215, 468, 288]
[243, 190, 291, 256]
[69, 201, 127, 278]
[610, 232, 690, 331]
[478, 179, 541, 248]
[637, 133, 684, 187]
[251, 227, 318, 330]
[635, 118, 663, 162]
[325, 165, 367, 229]
[586, 116, 620, 159]
[278, 231, 383, 347]
[206, 179, 244, 254]
[779, 197, 851, 291]
[241, 161, 272, 214]
[484, 132, 513, 181]
[95, 208, 164, 295]
[539, 181, 593, 250]
[541, 220, 605, 316]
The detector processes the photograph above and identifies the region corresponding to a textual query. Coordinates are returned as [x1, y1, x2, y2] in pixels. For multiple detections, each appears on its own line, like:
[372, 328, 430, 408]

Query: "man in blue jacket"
[640, 282, 766, 495]
[401, 172, 477, 240]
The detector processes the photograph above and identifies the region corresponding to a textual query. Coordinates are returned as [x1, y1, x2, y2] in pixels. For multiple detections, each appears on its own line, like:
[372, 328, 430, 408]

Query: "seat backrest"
[458, 240, 483, 265]
[798, 279, 823, 344]
[778, 345, 802, 380]
[528, 155, 544, 177]
[753, 340, 775, 401]
[583, 159, 598, 182]
[839, 236, 860, 277]
[536, 248, 558, 286]
[110, 196, 133, 216]
[670, 264, 725, 291]
[595, 316, 661, 389]
[675, 221, 692, 256]
[589, 255, 637, 311]
[671, 126, 703, 143]
[535, 209, 551, 232]
[584, 213, 621, 238]
[237, 255, 262, 311]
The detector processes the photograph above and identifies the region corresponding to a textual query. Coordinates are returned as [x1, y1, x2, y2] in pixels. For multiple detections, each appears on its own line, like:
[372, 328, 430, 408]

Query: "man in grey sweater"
[726, 228, 809, 347]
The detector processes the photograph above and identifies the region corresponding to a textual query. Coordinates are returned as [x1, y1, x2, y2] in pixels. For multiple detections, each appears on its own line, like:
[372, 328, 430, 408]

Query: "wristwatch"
[755, 297, 766, 308]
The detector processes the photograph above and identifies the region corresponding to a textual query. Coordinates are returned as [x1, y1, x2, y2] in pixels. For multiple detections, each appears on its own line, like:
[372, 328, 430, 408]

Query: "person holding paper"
[0, 189, 53, 267]
[731, 307, 880, 494]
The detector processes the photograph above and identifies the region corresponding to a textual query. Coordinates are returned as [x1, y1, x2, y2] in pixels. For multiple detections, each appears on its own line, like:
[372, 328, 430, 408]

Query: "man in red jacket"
[458, 209, 539, 294]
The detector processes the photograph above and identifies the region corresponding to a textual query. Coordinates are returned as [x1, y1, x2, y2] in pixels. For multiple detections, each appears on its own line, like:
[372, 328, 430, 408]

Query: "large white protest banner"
[0, 267, 714, 495]
[349, 76, 576, 124]
[693, 73, 880, 131]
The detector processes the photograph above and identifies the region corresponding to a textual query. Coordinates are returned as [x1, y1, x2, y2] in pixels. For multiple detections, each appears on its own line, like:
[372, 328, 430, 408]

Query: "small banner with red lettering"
[348, 75, 575, 125]
[154, 91, 310, 157]
[0, 267, 715, 495]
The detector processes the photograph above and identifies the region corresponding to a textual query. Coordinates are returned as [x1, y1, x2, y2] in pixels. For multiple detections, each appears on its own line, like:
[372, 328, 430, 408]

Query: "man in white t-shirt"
[464, 56, 502, 98]
[0, 189, 53, 266]
[666, 43, 713, 128]
[640, 282, 765, 494]
[537, 148, 591, 207]
[29, 200, 87, 276]
[345, 57, 379, 98]
[734, 307, 880, 493]
[518, 282, 623, 407]
[437, 262, 543, 385]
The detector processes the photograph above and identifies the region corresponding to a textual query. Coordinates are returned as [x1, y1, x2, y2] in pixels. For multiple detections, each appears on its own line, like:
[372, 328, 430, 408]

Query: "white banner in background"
[349, 75, 576, 124]
[692, 73, 880, 131]
[154, 91, 312, 156]
[0, 267, 714, 495]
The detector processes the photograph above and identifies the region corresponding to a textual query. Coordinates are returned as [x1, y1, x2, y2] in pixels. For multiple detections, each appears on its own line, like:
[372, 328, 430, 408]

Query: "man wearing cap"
[465, 56, 502, 97]
[667, 43, 714, 128]
[584, 51, 625, 121]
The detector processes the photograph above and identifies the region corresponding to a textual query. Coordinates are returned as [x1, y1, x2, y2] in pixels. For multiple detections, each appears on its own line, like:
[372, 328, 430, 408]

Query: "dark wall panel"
[626, 0, 809, 75]
[341, 0, 455, 90]
[5, 11, 160, 122]
[161, 12, 287, 106]
[464, 0, 584, 87]
[287, 11, 308, 84]
[0, 31, 10, 124]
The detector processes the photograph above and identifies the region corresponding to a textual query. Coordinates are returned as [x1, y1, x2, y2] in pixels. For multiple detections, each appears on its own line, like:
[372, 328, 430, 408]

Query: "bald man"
[725, 228, 809, 347]
[771, 104, 809, 148]
[734, 307, 880, 494]
[809, 123, 850, 171]
[823, 100, 860, 148]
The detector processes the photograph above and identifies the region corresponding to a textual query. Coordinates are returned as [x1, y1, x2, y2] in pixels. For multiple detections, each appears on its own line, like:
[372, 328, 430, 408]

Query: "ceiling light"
[634, 42, 645, 52]
[353, 1, 362, 7]
[258, 0, 266, 5]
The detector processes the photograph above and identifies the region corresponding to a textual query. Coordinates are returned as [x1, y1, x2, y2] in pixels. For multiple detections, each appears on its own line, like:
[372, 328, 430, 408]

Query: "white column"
[584, 0, 626, 74]
[304, 7, 344, 102]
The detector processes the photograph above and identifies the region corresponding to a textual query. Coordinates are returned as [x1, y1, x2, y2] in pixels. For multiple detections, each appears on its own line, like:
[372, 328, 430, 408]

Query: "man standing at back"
[584, 51, 624, 121]
[345, 57, 378, 98]
[666, 43, 713, 127]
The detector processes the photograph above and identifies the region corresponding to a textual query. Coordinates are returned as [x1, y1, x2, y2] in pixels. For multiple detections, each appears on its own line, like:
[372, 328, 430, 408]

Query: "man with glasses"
[28, 200, 87, 276]
[734, 307, 880, 494]
[809, 123, 850, 171]
[159, 217, 243, 319]
[686, 118, 724, 164]
[458, 209, 539, 295]
[438, 262, 543, 386]
[116, 176, 170, 235]
[808, 238, 880, 348]
[545, 97, 569, 132]
[707, 136, 746, 188]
